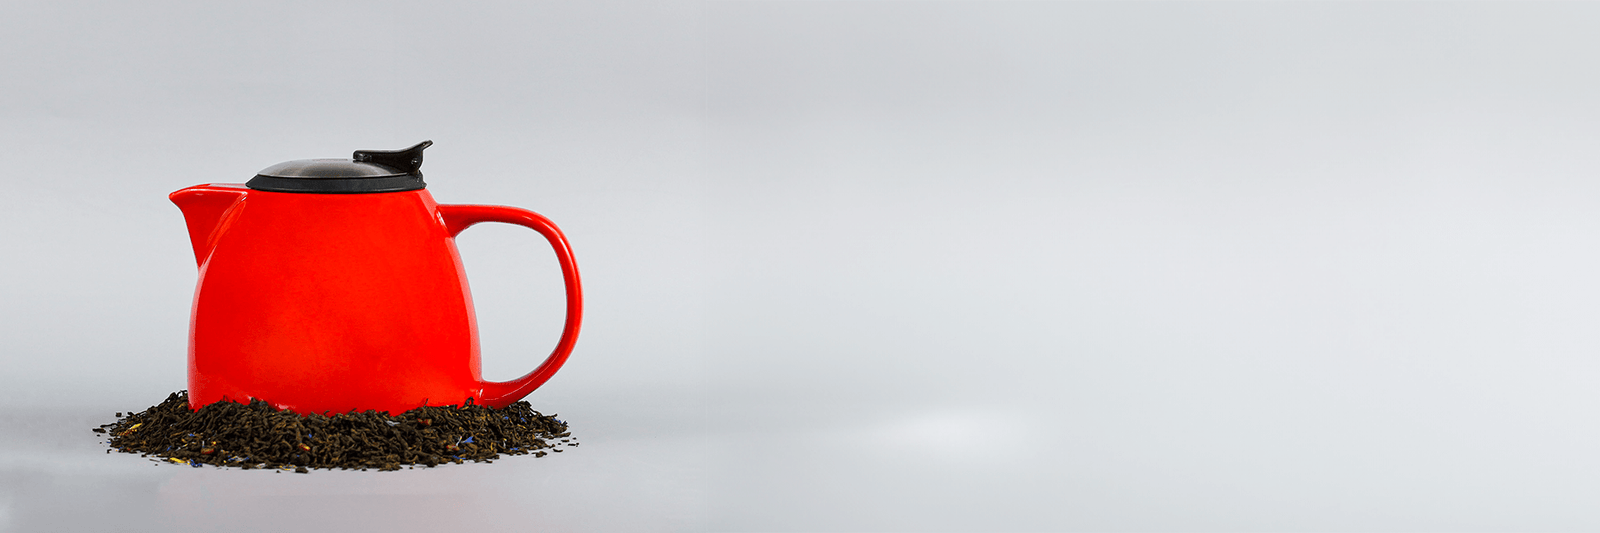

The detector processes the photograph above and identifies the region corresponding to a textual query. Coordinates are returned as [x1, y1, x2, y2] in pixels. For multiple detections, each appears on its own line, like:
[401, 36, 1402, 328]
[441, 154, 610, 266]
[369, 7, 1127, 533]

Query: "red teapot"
[169, 141, 582, 415]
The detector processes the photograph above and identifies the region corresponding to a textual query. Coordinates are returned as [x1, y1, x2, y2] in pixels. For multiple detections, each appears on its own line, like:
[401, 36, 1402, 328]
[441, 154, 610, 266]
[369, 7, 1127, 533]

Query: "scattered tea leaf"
[98, 391, 575, 472]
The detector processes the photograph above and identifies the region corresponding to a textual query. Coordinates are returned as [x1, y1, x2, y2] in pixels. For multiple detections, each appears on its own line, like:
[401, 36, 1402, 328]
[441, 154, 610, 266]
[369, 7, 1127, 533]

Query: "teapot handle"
[437, 204, 583, 408]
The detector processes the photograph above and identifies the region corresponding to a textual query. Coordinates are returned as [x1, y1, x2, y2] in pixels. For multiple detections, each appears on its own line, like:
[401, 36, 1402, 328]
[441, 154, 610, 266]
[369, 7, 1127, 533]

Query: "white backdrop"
[6, 1, 1600, 531]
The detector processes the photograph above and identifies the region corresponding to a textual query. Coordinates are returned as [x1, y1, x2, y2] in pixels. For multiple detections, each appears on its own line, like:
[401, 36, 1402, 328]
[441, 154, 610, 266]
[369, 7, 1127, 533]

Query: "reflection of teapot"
[169, 141, 582, 414]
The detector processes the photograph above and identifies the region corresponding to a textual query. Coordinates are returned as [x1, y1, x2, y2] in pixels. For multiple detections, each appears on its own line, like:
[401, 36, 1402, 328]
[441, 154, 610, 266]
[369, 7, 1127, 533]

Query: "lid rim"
[246, 174, 426, 194]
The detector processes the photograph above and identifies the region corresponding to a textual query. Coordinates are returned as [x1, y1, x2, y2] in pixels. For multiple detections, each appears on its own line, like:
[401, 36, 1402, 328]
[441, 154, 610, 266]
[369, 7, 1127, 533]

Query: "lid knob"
[353, 140, 434, 177]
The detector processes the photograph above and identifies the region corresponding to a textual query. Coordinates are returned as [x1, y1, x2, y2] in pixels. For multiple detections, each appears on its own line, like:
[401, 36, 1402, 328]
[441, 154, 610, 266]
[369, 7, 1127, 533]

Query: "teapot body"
[181, 184, 483, 414]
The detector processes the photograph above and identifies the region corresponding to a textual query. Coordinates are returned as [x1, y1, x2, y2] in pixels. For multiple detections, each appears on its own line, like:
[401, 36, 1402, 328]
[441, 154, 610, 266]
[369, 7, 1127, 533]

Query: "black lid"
[246, 141, 433, 193]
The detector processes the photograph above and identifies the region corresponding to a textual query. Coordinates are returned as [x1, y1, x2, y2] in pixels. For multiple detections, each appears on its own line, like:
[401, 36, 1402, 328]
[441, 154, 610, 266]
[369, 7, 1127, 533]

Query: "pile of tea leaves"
[95, 391, 575, 472]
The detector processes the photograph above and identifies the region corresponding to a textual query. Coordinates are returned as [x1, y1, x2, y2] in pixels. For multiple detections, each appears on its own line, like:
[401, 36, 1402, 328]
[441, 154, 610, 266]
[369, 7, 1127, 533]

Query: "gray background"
[4, 1, 1600, 531]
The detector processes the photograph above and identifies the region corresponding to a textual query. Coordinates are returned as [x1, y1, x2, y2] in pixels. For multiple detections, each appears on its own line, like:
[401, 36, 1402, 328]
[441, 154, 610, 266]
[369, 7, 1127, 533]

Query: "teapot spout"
[169, 184, 249, 267]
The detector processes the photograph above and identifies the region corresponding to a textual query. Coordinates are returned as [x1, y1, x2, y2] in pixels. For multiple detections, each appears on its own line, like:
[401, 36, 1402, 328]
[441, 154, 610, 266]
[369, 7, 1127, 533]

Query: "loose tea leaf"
[97, 391, 574, 472]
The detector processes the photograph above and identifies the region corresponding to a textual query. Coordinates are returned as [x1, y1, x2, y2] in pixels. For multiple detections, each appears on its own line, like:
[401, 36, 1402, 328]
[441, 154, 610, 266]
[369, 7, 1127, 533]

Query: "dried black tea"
[96, 391, 574, 472]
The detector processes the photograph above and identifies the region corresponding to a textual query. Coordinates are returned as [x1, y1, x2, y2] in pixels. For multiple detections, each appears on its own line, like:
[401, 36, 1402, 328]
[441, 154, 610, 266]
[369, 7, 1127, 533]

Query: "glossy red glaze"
[169, 184, 582, 415]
